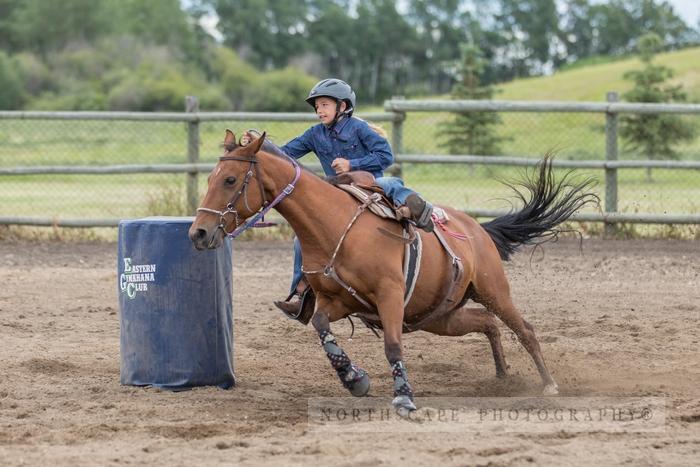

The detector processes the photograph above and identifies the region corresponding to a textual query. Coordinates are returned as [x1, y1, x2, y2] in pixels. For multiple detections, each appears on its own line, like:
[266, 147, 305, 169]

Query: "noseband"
[197, 152, 301, 239]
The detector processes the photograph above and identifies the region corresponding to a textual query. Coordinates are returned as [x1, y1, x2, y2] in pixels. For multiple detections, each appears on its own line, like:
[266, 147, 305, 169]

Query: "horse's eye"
[225, 176, 237, 186]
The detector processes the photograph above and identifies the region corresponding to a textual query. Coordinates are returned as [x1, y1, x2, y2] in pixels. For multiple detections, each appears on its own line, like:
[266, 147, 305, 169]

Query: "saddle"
[328, 171, 451, 230]
[327, 171, 406, 223]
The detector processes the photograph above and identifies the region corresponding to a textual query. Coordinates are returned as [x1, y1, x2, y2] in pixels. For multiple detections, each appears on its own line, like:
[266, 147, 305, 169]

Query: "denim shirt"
[280, 117, 393, 178]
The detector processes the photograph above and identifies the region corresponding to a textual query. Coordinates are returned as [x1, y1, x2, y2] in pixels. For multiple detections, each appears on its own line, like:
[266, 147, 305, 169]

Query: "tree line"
[0, 0, 697, 111]
[206, 0, 697, 101]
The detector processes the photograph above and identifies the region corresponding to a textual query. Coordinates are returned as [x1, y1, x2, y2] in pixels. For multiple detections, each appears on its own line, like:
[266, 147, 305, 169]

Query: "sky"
[665, 0, 700, 26]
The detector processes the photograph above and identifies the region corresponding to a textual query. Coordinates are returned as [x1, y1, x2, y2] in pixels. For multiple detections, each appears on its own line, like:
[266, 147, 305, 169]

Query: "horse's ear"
[248, 131, 266, 154]
[224, 129, 236, 147]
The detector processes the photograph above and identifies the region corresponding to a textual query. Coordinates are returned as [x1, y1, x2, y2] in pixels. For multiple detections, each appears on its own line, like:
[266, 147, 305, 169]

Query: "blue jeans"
[290, 237, 304, 294]
[288, 177, 428, 294]
[375, 176, 415, 207]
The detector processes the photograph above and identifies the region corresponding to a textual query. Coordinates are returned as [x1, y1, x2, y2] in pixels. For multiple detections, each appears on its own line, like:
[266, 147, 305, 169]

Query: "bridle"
[196, 150, 302, 239]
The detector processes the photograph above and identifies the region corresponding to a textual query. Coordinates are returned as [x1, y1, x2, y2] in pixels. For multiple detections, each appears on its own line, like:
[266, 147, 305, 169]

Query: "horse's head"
[189, 129, 267, 250]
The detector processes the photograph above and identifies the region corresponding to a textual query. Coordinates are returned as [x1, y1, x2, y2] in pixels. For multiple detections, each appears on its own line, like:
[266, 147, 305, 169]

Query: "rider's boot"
[274, 280, 316, 325]
[405, 194, 434, 232]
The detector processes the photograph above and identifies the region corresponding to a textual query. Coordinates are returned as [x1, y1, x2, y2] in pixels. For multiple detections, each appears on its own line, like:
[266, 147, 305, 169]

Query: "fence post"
[389, 96, 406, 178]
[186, 96, 200, 215]
[605, 92, 619, 237]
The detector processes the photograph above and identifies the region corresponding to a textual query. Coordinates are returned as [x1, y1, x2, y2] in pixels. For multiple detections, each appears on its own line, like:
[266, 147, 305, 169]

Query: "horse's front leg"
[310, 305, 370, 397]
[377, 288, 416, 415]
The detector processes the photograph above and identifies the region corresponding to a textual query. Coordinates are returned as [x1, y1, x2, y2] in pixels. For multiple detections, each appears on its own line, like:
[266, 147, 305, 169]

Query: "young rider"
[243, 78, 433, 318]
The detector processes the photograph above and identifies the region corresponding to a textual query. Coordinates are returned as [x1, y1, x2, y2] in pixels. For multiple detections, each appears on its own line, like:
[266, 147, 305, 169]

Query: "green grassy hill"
[387, 46, 700, 160]
[497, 46, 700, 102]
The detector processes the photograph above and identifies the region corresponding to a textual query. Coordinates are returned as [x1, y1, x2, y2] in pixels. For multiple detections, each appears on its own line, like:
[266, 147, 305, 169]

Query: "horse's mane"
[260, 138, 289, 158]
[221, 136, 297, 161]
[222, 134, 338, 185]
[260, 137, 327, 181]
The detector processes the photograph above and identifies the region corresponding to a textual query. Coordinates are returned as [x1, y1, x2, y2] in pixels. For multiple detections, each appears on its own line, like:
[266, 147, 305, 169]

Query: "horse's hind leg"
[422, 307, 508, 378]
[311, 310, 370, 397]
[477, 289, 559, 395]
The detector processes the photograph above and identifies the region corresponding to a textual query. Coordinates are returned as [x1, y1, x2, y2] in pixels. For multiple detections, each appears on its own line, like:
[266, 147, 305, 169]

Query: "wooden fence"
[1, 95, 699, 229]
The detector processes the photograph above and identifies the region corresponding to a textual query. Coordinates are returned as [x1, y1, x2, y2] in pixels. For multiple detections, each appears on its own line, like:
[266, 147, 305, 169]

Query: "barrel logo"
[120, 258, 157, 299]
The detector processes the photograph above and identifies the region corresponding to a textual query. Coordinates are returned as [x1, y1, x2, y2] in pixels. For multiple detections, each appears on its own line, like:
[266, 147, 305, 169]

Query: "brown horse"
[189, 130, 597, 413]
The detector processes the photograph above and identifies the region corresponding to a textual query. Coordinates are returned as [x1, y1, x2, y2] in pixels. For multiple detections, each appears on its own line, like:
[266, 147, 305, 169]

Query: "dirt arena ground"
[0, 237, 698, 466]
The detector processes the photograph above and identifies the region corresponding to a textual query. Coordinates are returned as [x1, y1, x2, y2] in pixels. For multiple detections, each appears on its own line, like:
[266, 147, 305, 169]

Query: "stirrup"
[415, 204, 434, 232]
[277, 287, 315, 325]
[409, 203, 433, 232]
[405, 195, 434, 232]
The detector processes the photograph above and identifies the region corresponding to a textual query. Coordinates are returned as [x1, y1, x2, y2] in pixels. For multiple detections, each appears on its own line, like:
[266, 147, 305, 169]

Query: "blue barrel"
[118, 217, 235, 390]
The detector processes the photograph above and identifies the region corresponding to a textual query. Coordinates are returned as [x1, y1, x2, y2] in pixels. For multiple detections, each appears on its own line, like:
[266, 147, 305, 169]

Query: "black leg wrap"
[319, 330, 368, 393]
[319, 330, 351, 371]
[391, 360, 414, 399]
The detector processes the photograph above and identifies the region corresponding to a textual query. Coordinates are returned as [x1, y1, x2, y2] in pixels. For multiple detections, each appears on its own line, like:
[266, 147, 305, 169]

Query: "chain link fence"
[399, 117, 700, 215]
[1, 99, 699, 235]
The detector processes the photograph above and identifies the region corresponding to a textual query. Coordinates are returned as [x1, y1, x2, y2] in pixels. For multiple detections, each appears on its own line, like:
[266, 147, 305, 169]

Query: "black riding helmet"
[305, 79, 356, 122]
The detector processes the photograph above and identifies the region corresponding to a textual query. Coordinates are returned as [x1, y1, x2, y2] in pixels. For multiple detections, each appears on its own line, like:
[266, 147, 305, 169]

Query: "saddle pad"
[336, 184, 398, 220]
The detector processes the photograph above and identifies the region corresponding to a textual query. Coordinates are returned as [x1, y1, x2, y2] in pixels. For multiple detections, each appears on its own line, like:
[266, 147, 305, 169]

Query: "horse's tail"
[480, 156, 599, 261]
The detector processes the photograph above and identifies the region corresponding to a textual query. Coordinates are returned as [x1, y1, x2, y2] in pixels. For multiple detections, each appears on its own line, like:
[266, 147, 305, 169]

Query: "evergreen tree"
[438, 43, 507, 157]
[620, 33, 696, 181]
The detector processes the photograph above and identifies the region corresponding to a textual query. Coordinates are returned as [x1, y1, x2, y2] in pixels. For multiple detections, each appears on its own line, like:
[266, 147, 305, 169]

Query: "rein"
[197, 152, 302, 239]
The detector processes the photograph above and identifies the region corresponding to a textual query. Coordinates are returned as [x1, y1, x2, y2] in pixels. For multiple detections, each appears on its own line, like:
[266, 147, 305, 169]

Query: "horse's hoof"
[543, 383, 559, 396]
[392, 395, 417, 417]
[349, 371, 370, 397]
[343, 367, 370, 397]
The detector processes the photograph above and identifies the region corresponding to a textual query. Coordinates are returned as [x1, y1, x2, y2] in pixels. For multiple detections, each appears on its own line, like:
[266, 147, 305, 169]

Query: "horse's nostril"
[190, 227, 207, 243]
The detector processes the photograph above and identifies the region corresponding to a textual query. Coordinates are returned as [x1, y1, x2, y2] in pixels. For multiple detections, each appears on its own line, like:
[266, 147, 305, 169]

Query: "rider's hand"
[240, 132, 252, 146]
[331, 158, 351, 174]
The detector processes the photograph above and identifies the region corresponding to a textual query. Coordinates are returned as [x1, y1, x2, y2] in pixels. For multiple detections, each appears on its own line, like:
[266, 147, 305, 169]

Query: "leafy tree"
[560, 0, 596, 62]
[0, 51, 25, 109]
[0, 0, 21, 51]
[497, 0, 563, 72]
[352, 0, 420, 101]
[245, 66, 318, 111]
[438, 43, 507, 157]
[209, 47, 257, 110]
[305, 1, 359, 81]
[405, 0, 474, 93]
[207, 0, 310, 69]
[15, 53, 54, 96]
[620, 33, 696, 181]
[111, 0, 193, 46]
[3, 0, 114, 56]
[586, 0, 690, 56]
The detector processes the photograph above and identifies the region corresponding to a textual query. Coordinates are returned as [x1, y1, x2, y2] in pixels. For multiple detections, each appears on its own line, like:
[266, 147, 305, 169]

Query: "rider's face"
[315, 97, 346, 125]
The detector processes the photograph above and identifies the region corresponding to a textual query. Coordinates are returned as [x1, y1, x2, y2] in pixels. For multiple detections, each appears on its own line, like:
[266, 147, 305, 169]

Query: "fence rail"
[0, 110, 399, 122]
[2, 98, 699, 230]
[5, 156, 699, 176]
[384, 99, 700, 115]
[3, 210, 698, 229]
